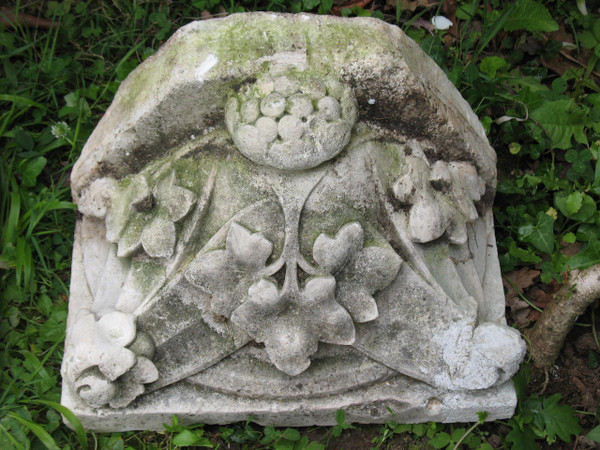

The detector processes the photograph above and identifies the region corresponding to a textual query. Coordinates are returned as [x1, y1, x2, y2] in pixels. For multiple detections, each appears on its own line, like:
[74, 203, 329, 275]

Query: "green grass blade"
[472, 3, 516, 61]
[26, 400, 88, 449]
[0, 422, 26, 450]
[7, 413, 60, 450]
[0, 94, 48, 110]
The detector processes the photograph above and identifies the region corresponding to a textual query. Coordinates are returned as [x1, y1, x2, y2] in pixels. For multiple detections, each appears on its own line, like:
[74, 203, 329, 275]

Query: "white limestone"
[62, 13, 525, 431]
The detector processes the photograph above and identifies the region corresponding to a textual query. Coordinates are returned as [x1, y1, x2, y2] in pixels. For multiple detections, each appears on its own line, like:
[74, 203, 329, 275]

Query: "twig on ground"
[526, 264, 600, 370]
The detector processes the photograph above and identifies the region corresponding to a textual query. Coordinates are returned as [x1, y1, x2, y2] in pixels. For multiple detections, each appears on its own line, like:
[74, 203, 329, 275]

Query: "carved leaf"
[313, 222, 363, 274]
[231, 276, 355, 376]
[185, 249, 245, 317]
[304, 277, 355, 345]
[226, 222, 273, 272]
[186, 222, 274, 317]
[336, 246, 402, 322]
[334, 286, 378, 323]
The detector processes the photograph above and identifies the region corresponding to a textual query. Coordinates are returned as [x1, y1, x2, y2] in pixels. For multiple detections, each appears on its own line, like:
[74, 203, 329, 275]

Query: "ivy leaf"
[313, 222, 363, 274]
[503, 0, 559, 32]
[520, 212, 555, 254]
[530, 99, 587, 149]
[540, 393, 582, 443]
[564, 238, 600, 270]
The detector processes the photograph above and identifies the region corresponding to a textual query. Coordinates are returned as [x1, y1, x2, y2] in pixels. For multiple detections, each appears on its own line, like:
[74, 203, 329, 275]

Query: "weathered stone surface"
[62, 12, 525, 430]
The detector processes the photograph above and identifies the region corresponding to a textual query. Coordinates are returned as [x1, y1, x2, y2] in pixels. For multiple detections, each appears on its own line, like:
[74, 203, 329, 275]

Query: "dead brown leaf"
[504, 267, 540, 327]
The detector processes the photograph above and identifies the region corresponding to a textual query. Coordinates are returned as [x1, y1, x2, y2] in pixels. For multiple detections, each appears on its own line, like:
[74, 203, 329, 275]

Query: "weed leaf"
[503, 0, 559, 32]
[505, 419, 538, 450]
[540, 394, 582, 443]
[588, 424, 600, 442]
[172, 429, 213, 447]
[530, 99, 587, 149]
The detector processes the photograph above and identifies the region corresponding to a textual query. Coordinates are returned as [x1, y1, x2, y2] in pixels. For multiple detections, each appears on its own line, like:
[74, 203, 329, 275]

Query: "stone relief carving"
[62, 13, 526, 430]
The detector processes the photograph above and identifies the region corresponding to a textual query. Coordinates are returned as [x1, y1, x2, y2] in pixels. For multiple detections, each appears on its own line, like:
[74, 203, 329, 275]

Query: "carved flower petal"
[313, 222, 363, 274]
[160, 186, 196, 222]
[98, 346, 136, 381]
[116, 213, 149, 257]
[107, 356, 158, 409]
[141, 215, 176, 258]
[97, 311, 136, 347]
[105, 194, 131, 243]
[129, 174, 153, 210]
[226, 222, 273, 272]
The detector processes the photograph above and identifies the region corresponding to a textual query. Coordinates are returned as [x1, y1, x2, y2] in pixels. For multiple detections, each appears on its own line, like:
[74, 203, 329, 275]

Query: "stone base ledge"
[62, 378, 516, 431]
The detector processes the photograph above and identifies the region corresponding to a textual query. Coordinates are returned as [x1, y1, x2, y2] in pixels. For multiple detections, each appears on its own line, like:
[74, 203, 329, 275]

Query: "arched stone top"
[71, 13, 495, 201]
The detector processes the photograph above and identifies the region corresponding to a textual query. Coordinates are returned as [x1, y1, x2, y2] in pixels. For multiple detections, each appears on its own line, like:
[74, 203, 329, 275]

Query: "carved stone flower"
[225, 72, 358, 170]
[105, 170, 196, 258]
[230, 277, 355, 375]
[65, 310, 158, 408]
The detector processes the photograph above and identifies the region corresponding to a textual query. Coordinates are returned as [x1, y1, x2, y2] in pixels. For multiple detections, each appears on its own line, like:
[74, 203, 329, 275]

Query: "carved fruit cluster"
[225, 73, 358, 170]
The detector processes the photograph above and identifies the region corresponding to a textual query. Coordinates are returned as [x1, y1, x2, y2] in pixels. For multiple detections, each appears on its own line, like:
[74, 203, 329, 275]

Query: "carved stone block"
[62, 13, 525, 431]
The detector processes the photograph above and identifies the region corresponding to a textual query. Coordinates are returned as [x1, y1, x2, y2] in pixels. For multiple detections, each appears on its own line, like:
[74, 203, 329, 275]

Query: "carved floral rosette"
[62, 13, 526, 429]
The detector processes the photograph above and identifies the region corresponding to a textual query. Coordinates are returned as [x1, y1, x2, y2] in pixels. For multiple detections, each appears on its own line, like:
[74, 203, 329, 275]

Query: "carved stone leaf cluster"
[65, 310, 158, 408]
[185, 220, 401, 376]
[393, 156, 486, 244]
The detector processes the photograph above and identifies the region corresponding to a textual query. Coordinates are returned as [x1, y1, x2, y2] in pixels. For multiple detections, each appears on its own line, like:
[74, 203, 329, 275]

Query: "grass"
[1, 0, 600, 448]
